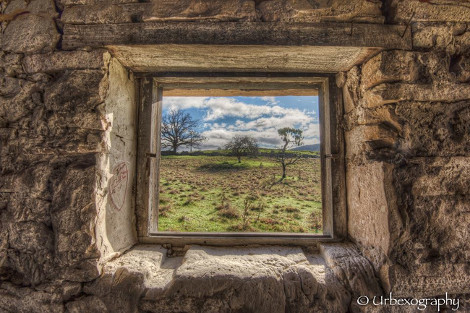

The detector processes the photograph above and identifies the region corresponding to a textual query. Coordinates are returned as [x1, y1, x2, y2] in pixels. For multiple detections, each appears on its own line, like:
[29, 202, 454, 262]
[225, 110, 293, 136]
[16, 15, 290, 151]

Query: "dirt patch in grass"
[218, 207, 240, 219]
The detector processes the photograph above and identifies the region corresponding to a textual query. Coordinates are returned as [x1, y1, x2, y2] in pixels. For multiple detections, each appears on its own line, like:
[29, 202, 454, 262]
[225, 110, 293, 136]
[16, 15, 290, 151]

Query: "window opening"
[157, 94, 322, 234]
[135, 76, 344, 244]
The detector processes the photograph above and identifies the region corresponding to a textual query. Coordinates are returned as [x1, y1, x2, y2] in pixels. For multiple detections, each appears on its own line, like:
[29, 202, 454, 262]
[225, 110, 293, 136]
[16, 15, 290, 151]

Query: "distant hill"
[291, 144, 321, 152]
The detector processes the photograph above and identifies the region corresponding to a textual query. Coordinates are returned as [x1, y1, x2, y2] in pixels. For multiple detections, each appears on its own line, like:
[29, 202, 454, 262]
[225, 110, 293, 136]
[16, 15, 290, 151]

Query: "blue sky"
[162, 96, 320, 151]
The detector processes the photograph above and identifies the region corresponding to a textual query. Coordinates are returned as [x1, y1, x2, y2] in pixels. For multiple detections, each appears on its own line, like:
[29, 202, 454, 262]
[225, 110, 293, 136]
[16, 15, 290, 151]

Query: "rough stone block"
[0, 78, 35, 122]
[8, 222, 54, 253]
[341, 159, 470, 298]
[386, 156, 470, 295]
[6, 224, 55, 286]
[384, 262, 470, 298]
[5, 0, 58, 17]
[344, 106, 402, 135]
[360, 84, 405, 108]
[58, 0, 139, 5]
[62, 259, 101, 282]
[7, 194, 51, 226]
[0, 282, 64, 313]
[412, 22, 470, 53]
[400, 155, 470, 207]
[258, 0, 383, 23]
[395, 101, 470, 157]
[361, 51, 420, 90]
[342, 66, 360, 114]
[8, 164, 52, 208]
[0, 76, 33, 99]
[320, 243, 383, 313]
[144, 0, 257, 22]
[0, 76, 23, 98]
[345, 125, 400, 163]
[44, 70, 105, 113]
[361, 82, 470, 108]
[12, 127, 104, 156]
[61, 3, 147, 24]
[346, 162, 395, 260]
[59, 281, 82, 302]
[46, 156, 100, 282]
[23, 50, 105, 73]
[165, 246, 350, 313]
[44, 112, 103, 131]
[90, 245, 352, 313]
[2, 156, 99, 286]
[412, 195, 469, 259]
[84, 263, 147, 313]
[66, 296, 108, 313]
[450, 53, 470, 82]
[2, 14, 60, 54]
[0, 52, 23, 77]
[386, 0, 470, 23]
[13, 162, 52, 199]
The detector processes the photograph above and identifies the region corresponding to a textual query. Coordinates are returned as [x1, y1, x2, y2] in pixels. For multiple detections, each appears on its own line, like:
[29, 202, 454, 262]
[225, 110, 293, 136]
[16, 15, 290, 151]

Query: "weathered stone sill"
[81, 243, 382, 313]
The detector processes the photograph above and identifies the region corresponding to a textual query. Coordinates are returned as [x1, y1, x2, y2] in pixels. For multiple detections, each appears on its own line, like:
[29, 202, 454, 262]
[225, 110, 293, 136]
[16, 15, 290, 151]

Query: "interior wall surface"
[0, 0, 469, 312]
[95, 55, 137, 264]
[342, 2, 470, 296]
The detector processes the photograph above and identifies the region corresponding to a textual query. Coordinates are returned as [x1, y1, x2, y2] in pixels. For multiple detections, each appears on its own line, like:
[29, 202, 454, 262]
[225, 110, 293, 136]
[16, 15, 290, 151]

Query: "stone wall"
[343, 0, 470, 300]
[1, 0, 469, 312]
[0, 0, 110, 309]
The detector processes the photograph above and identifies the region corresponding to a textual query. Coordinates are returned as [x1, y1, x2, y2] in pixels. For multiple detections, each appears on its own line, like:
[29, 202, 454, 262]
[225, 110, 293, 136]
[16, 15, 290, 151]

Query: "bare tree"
[187, 130, 205, 153]
[275, 127, 303, 182]
[225, 135, 259, 163]
[161, 109, 205, 154]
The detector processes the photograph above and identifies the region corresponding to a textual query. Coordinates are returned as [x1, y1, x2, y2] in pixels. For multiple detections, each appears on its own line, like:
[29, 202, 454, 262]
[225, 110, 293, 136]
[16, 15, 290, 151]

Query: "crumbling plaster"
[0, 0, 469, 312]
[95, 55, 137, 264]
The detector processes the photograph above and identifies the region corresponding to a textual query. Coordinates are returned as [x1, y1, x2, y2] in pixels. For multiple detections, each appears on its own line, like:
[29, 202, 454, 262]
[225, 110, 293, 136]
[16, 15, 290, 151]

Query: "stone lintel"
[62, 22, 411, 51]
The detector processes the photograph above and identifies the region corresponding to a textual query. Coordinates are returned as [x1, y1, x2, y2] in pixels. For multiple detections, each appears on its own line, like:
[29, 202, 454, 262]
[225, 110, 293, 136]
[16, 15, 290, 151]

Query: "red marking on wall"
[109, 162, 129, 211]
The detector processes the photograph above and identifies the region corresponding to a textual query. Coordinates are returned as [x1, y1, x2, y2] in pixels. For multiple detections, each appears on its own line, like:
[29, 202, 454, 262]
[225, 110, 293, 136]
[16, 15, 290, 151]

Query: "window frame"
[135, 74, 346, 246]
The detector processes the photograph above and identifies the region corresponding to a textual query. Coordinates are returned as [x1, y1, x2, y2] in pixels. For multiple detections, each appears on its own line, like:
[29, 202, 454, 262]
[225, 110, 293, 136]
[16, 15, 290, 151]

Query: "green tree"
[275, 127, 303, 182]
[225, 135, 259, 163]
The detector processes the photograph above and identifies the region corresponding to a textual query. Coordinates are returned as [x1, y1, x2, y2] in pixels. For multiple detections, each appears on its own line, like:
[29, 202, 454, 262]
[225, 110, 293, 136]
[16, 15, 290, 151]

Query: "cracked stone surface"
[83, 245, 376, 313]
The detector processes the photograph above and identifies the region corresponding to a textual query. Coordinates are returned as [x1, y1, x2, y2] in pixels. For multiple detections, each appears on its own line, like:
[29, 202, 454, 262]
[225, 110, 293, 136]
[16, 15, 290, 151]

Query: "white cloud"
[163, 96, 315, 122]
[260, 96, 279, 105]
[163, 96, 320, 150]
[203, 98, 291, 121]
[198, 120, 320, 149]
[303, 123, 320, 138]
[162, 97, 208, 111]
[233, 112, 313, 131]
[199, 127, 283, 149]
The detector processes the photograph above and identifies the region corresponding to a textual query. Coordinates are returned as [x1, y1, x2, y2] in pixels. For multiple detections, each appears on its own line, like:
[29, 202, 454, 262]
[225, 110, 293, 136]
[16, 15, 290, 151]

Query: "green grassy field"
[158, 154, 322, 233]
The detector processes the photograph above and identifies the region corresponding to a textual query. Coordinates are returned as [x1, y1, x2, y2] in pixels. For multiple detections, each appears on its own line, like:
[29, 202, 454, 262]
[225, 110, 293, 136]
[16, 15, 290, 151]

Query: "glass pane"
[158, 95, 322, 233]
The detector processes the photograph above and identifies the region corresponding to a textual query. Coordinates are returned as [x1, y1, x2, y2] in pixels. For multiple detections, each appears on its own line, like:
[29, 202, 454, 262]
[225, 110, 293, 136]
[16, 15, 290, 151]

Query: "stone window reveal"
[135, 75, 347, 246]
